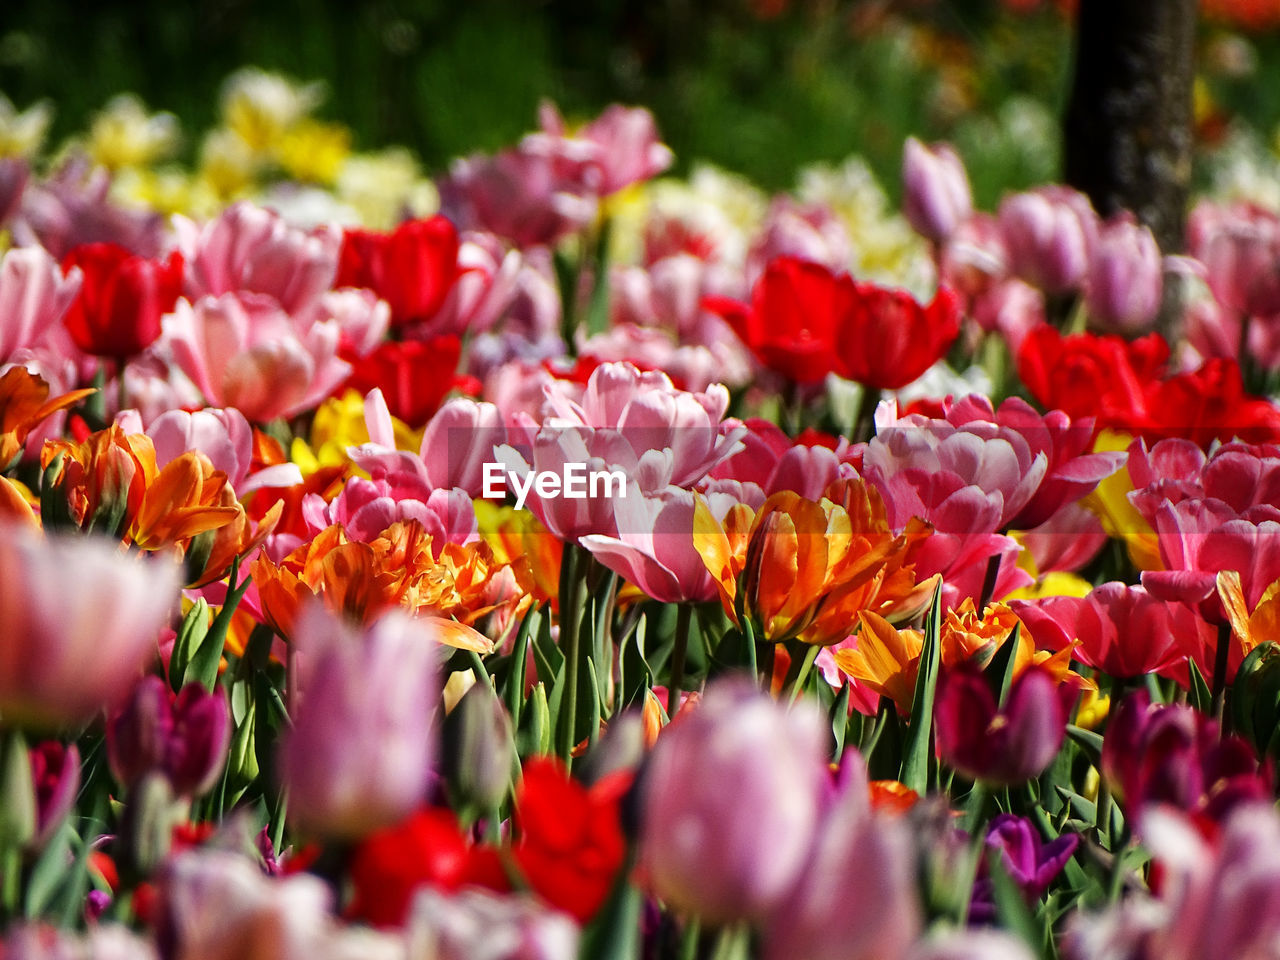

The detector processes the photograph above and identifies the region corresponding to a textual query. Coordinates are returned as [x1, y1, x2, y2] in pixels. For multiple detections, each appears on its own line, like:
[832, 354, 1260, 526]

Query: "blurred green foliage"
[2, 0, 1278, 205]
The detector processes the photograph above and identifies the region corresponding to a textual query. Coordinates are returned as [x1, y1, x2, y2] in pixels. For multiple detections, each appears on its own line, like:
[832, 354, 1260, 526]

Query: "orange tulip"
[0, 367, 95, 467]
[695, 479, 933, 646]
[253, 521, 503, 653]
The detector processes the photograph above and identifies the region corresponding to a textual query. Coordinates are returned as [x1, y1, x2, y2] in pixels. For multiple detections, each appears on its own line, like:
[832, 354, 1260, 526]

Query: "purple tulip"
[903, 137, 973, 246]
[998, 186, 1098, 295]
[637, 677, 829, 925]
[934, 663, 1066, 786]
[1086, 214, 1164, 333]
[106, 676, 231, 798]
[29, 741, 79, 848]
[968, 815, 1079, 925]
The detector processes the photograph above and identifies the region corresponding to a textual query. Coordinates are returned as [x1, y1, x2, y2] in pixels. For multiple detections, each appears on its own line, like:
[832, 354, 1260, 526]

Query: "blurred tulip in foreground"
[106, 676, 231, 798]
[638, 678, 828, 924]
[0, 524, 179, 730]
[278, 605, 440, 838]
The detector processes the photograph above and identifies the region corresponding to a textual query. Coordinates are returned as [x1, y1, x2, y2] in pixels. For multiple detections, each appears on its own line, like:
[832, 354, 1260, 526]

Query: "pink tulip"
[12, 157, 166, 259]
[903, 137, 973, 246]
[1142, 499, 1280, 626]
[940, 212, 1009, 306]
[278, 606, 440, 838]
[867, 397, 1049, 530]
[302, 475, 476, 548]
[157, 849, 331, 960]
[1012, 583, 1196, 679]
[942, 394, 1126, 529]
[0, 245, 82, 362]
[173, 201, 341, 317]
[638, 678, 829, 924]
[1064, 804, 1280, 960]
[705, 417, 853, 501]
[302, 286, 390, 359]
[934, 663, 1066, 786]
[105, 676, 231, 798]
[439, 136, 598, 249]
[580, 487, 730, 604]
[145, 406, 301, 497]
[1190, 200, 1280, 318]
[761, 753, 921, 960]
[0, 524, 179, 730]
[998, 186, 1098, 295]
[540, 101, 674, 196]
[408, 889, 579, 960]
[349, 393, 508, 499]
[163, 291, 351, 423]
[745, 198, 854, 286]
[540, 361, 743, 491]
[1086, 214, 1163, 333]
[971, 279, 1045, 354]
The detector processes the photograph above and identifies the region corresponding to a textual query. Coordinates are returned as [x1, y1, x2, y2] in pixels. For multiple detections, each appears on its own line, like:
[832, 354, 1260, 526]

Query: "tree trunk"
[1063, 0, 1197, 336]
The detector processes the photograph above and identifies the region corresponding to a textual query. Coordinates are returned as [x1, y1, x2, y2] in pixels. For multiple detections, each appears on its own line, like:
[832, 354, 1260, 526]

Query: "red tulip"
[346, 807, 508, 928]
[703, 256, 851, 384]
[339, 335, 474, 428]
[1017, 326, 1168, 433]
[337, 216, 461, 329]
[61, 242, 183, 357]
[834, 281, 961, 390]
[513, 757, 630, 924]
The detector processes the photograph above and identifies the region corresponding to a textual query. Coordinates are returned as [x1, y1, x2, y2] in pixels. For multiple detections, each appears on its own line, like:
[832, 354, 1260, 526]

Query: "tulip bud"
[934, 663, 1065, 786]
[106, 676, 231, 798]
[442, 684, 515, 813]
[902, 137, 973, 246]
[1086, 215, 1163, 333]
[1193, 202, 1280, 317]
[29, 741, 79, 849]
[119, 772, 182, 876]
[637, 677, 828, 924]
[998, 187, 1098, 295]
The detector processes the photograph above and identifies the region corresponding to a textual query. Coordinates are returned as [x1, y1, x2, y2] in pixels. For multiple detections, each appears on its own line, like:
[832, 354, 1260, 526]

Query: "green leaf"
[899, 583, 943, 794]
[503, 606, 539, 730]
[988, 848, 1047, 959]
[169, 599, 210, 694]
[1187, 658, 1213, 714]
[187, 558, 254, 692]
[989, 622, 1021, 707]
[830, 681, 852, 764]
[24, 819, 74, 918]
[1065, 725, 1104, 763]
[578, 861, 642, 960]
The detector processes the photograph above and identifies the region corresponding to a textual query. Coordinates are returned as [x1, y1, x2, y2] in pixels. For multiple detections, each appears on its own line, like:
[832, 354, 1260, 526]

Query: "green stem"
[743, 617, 758, 684]
[1211, 620, 1232, 724]
[668, 604, 693, 717]
[787, 643, 821, 707]
[557, 542, 582, 763]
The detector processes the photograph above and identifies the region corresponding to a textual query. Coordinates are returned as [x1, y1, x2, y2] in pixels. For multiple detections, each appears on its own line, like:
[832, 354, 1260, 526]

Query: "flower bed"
[3, 58, 1280, 959]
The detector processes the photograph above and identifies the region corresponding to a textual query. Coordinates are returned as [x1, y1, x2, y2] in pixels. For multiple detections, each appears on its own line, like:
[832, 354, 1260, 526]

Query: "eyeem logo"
[482, 462, 628, 510]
